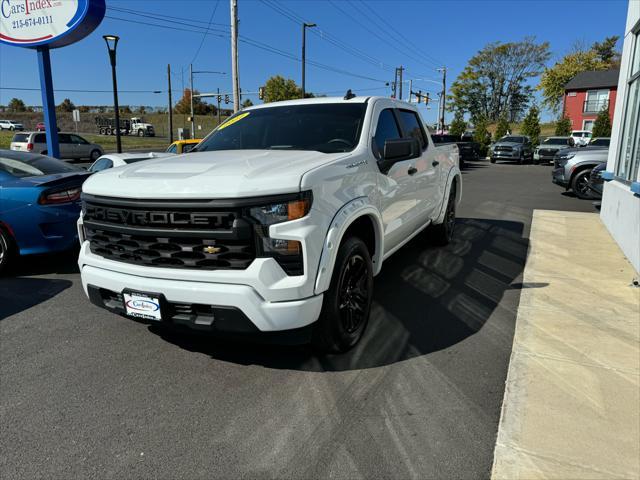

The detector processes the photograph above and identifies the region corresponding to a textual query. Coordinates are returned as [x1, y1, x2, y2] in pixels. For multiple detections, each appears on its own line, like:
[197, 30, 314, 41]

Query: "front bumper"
[80, 263, 323, 333]
[491, 151, 520, 160]
[552, 168, 569, 188]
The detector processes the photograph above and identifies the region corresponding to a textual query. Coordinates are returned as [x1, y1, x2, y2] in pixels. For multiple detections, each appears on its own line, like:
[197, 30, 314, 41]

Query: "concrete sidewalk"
[492, 210, 640, 479]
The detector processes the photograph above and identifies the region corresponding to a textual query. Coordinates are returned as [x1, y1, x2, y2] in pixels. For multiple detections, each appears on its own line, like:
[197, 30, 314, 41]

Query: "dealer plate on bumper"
[123, 291, 162, 321]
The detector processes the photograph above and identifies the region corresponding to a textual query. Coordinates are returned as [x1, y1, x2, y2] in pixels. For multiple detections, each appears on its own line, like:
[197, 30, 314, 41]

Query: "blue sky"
[0, 0, 631, 124]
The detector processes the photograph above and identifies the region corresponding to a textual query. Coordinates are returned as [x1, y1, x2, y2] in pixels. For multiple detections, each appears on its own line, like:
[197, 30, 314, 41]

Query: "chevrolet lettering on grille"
[85, 206, 235, 229]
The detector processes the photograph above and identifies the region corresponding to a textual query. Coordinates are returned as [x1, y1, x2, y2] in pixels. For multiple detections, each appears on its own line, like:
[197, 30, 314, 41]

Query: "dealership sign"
[0, 0, 105, 49]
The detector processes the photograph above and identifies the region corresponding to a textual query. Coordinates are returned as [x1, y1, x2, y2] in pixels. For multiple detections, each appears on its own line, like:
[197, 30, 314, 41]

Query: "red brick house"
[563, 69, 620, 132]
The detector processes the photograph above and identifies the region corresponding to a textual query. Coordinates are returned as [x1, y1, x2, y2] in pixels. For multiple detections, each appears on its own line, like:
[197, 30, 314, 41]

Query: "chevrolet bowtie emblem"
[203, 246, 222, 254]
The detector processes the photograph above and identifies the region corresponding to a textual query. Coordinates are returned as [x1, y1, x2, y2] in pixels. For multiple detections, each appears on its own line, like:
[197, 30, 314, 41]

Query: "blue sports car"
[0, 150, 90, 272]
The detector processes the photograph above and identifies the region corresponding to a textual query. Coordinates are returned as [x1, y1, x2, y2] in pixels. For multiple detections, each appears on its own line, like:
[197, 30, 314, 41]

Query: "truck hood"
[493, 142, 523, 148]
[82, 149, 350, 199]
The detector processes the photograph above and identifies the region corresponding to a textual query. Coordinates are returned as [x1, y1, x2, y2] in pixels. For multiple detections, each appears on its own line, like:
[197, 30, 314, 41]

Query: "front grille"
[494, 146, 513, 152]
[83, 196, 256, 270]
[85, 228, 254, 269]
[539, 148, 558, 157]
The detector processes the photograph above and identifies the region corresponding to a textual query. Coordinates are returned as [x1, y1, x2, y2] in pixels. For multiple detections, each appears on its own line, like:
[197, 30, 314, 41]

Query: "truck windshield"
[543, 138, 570, 145]
[195, 103, 367, 154]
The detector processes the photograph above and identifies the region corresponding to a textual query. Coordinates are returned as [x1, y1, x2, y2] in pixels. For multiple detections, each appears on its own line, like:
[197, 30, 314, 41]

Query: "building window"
[583, 120, 595, 132]
[616, 28, 640, 181]
[584, 89, 610, 113]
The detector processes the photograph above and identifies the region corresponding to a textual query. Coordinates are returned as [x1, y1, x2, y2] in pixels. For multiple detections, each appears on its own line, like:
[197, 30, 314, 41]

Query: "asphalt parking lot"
[1, 160, 595, 480]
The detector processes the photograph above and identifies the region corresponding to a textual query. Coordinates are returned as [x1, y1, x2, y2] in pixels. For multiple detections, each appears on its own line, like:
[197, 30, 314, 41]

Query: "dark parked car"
[587, 163, 606, 198]
[489, 135, 534, 164]
[431, 133, 480, 168]
[588, 137, 611, 148]
[0, 150, 90, 272]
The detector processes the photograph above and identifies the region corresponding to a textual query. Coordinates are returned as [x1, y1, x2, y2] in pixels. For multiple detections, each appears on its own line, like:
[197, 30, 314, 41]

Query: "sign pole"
[36, 46, 60, 158]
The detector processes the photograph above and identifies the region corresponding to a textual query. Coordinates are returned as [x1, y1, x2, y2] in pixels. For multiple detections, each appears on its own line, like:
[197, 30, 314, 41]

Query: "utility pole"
[438, 66, 447, 133]
[398, 66, 404, 101]
[392, 69, 398, 98]
[408, 79, 413, 103]
[301, 22, 317, 98]
[230, 0, 240, 113]
[167, 64, 173, 143]
[189, 63, 195, 138]
[217, 87, 221, 125]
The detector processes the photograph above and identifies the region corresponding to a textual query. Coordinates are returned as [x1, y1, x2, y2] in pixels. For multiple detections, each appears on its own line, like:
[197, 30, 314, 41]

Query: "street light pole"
[103, 35, 122, 153]
[167, 64, 173, 143]
[301, 22, 316, 98]
[190, 63, 195, 139]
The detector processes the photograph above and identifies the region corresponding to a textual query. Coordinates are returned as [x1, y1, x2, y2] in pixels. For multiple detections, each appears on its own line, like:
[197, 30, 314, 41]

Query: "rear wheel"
[0, 227, 15, 274]
[572, 169, 595, 200]
[137, 129, 145, 137]
[312, 236, 373, 353]
[490, 157, 496, 164]
[430, 183, 457, 246]
[90, 149, 101, 161]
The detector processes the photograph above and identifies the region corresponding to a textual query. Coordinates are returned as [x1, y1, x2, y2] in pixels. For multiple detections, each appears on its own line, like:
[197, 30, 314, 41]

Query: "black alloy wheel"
[0, 228, 14, 274]
[338, 254, 369, 334]
[430, 184, 457, 246]
[572, 169, 595, 200]
[312, 236, 373, 352]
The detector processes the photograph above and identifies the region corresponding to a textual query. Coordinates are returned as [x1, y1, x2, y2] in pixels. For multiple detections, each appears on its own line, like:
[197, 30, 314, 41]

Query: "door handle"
[408, 167, 418, 176]
[432, 161, 440, 167]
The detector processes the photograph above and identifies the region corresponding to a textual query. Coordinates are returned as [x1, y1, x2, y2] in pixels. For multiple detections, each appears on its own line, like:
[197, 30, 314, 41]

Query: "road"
[0, 160, 595, 479]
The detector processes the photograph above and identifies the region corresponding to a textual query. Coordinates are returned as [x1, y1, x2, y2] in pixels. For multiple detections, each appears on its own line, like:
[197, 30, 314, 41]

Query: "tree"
[174, 89, 214, 115]
[138, 106, 147, 115]
[521, 105, 541, 146]
[473, 117, 491, 156]
[592, 36, 621, 65]
[495, 115, 510, 140]
[538, 36, 621, 113]
[8, 98, 26, 112]
[449, 37, 550, 122]
[448, 111, 466, 138]
[592, 108, 612, 138]
[554, 116, 573, 136]
[56, 98, 75, 112]
[242, 98, 254, 108]
[263, 75, 301, 103]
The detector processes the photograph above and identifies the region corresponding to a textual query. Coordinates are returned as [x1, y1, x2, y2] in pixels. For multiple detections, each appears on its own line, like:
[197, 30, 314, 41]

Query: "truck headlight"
[249, 192, 312, 276]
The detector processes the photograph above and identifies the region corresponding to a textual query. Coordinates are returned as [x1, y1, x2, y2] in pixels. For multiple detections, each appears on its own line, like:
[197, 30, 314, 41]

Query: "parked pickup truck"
[78, 97, 461, 352]
[431, 133, 480, 168]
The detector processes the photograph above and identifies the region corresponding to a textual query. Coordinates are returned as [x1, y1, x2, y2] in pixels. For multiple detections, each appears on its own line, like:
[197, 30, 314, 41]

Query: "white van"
[10, 132, 103, 161]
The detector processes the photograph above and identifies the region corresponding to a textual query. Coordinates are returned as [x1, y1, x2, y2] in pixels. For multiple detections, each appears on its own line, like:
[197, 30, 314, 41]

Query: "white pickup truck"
[78, 96, 460, 352]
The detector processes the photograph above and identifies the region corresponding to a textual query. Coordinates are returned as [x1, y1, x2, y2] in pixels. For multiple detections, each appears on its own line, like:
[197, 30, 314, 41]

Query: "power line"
[259, 0, 395, 73]
[356, 0, 444, 68]
[104, 13, 388, 84]
[0, 87, 165, 93]
[190, 0, 221, 65]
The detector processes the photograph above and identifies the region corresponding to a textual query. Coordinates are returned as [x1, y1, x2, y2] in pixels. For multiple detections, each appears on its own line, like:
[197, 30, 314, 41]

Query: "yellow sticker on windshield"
[217, 112, 250, 130]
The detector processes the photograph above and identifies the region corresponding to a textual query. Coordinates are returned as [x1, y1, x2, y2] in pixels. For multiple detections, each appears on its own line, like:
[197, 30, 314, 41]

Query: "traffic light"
[258, 87, 265, 100]
[224, 95, 230, 104]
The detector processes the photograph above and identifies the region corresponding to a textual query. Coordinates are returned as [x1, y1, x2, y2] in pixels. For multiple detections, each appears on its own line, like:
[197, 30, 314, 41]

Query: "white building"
[601, 0, 640, 273]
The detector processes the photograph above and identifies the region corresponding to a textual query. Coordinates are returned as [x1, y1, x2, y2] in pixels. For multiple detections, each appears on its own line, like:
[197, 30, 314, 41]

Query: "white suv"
[78, 96, 461, 351]
[0, 120, 24, 131]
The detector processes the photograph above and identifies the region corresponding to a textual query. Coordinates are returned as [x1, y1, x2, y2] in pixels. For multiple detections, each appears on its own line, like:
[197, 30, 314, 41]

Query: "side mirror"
[379, 138, 420, 173]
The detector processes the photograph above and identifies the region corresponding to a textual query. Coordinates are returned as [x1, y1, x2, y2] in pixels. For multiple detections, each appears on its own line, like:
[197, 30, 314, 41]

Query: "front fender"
[314, 197, 384, 295]
[433, 167, 462, 225]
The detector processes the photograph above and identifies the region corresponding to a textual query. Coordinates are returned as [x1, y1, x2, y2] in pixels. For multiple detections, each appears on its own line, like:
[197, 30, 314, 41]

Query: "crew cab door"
[396, 109, 441, 221]
[371, 106, 422, 253]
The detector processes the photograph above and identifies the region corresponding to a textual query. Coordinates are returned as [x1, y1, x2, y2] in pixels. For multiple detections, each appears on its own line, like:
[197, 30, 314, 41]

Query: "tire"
[312, 236, 374, 353]
[533, 158, 540, 165]
[490, 157, 496, 164]
[430, 182, 457, 246]
[90, 149, 101, 161]
[105, 128, 112, 136]
[137, 129, 145, 137]
[0, 227, 15, 275]
[9, 126, 14, 131]
[572, 169, 595, 200]
[99, 127, 106, 135]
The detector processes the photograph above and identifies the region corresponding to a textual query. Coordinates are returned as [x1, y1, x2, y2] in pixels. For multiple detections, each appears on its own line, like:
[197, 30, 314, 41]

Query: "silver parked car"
[552, 147, 608, 199]
[534, 136, 575, 165]
[10, 132, 103, 161]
